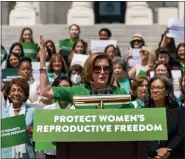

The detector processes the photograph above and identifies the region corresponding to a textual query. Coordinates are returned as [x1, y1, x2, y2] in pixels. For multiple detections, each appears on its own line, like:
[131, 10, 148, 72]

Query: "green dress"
[52, 84, 131, 109]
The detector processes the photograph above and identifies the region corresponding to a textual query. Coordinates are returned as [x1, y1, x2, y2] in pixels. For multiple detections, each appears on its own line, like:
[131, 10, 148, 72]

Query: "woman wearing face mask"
[68, 64, 83, 85]
[39, 36, 129, 108]
[111, 57, 131, 93]
[130, 77, 148, 108]
[68, 39, 87, 66]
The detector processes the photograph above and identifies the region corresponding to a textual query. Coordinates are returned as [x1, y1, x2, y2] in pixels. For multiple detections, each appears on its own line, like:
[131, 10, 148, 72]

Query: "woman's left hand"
[26, 126, 33, 136]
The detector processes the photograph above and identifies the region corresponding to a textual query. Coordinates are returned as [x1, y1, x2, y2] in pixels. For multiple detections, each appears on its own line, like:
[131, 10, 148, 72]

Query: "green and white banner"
[1, 115, 28, 148]
[33, 108, 167, 142]
[59, 39, 74, 57]
[21, 42, 38, 60]
[2, 68, 21, 85]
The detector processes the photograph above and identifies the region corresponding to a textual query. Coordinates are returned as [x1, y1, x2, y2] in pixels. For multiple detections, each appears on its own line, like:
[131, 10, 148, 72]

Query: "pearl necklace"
[13, 107, 21, 111]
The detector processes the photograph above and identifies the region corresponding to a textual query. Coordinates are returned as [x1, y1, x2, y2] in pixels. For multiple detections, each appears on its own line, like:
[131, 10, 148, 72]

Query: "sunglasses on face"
[133, 40, 142, 43]
[93, 65, 110, 74]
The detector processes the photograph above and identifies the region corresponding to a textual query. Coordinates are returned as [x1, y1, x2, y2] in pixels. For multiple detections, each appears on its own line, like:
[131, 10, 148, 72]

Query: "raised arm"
[39, 35, 54, 99]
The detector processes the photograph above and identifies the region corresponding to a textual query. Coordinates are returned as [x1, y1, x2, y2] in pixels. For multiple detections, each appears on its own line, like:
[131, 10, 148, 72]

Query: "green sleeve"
[52, 86, 75, 102]
[116, 87, 128, 94]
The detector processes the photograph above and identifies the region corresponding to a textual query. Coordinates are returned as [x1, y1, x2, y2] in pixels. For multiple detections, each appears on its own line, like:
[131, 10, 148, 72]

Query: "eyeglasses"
[150, 86, 164, 91]
[93, 65, 110, 74]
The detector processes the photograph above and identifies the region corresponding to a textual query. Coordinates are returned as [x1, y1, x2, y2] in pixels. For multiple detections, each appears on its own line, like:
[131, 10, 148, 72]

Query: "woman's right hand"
[39, 35, 46, 67]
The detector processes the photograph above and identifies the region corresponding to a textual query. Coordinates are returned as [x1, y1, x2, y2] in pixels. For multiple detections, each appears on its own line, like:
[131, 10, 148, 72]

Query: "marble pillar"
[9, 2, 36, 26]
[178, 2, 184, 19]
[1, 2, 9, 25]
[125, 2, 153, 25]
[67, 2, 95, 25]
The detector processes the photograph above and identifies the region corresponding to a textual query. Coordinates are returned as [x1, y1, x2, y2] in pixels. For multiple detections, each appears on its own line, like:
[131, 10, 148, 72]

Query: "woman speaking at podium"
[38, 36, 146, 159]
[38, 36, 129, 108]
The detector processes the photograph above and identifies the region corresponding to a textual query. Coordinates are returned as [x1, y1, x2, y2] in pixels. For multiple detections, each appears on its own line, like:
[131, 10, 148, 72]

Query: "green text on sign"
[1, 115, 28, 148]
[33, 108, 168, 142]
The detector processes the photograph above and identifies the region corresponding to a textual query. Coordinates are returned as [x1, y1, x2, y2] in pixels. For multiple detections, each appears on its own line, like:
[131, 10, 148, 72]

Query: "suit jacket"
[148, 106, 185, 158]
[1, 103, 36, 159]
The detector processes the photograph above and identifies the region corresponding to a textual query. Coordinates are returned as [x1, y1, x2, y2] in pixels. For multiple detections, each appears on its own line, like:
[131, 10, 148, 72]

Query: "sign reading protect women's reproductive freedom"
[33, 108, 167, 142]
[1, 115, 28, 148]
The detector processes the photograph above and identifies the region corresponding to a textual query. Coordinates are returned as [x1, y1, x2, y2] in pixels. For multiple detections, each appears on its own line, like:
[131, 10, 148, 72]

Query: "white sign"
[91, 40, 117, 53]
[167, 18, 184, 39]
[70, 54, 89, 68]
[128, 48, 141, 68]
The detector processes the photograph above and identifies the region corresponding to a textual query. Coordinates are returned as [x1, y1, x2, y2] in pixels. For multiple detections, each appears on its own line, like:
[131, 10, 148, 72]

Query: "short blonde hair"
[83, 53, 113, 85]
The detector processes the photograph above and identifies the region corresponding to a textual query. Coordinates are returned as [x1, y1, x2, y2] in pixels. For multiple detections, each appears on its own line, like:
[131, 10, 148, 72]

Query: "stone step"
[2, 24, 183, 53]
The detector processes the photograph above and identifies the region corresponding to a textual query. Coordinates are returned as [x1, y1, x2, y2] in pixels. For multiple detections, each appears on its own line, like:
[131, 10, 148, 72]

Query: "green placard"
[35, 142, 56, 151]
[1, 115, 28, 148]
[2, 68, 22, 85]
[59, 39, 74, 57]
[1, 46, 7, 63]
[20, 42, 38, 60]
[33, 108, 168, 142]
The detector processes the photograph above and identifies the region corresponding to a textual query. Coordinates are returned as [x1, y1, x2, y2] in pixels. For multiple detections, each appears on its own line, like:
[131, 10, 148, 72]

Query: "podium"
[33, 95, 167, 159]
[56, 95, 147, 159]
[56, 141, 148, 159]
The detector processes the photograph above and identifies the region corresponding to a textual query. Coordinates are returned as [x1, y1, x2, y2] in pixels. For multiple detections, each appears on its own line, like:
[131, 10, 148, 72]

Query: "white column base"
[67, 2, 95, 26]
[125, 2, 153, 25]
[9, 2, 36, 26]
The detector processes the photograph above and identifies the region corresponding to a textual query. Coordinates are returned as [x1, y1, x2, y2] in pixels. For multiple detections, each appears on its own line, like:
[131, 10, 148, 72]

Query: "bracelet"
[39, 67, 47, 71]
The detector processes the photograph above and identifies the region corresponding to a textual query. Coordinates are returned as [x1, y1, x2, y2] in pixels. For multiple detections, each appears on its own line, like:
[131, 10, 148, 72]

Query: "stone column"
[125, 2, 153, 25]
[32, 2, 41, 24]
[9, 2, 37, 26]
[178, 2, 184, 19]
[67, 2, 95, 25]
[1, 2, 9, 25]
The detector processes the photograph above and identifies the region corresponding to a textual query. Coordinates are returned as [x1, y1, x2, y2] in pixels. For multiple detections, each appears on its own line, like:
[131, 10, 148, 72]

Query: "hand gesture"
[39, 35, 46, 67]
[157, 148, 171, 159]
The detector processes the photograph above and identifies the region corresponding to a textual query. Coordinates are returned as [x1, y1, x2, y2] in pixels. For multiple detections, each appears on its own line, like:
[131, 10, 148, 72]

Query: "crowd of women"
[1, 24, 185, 159]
